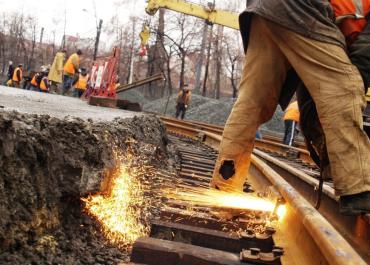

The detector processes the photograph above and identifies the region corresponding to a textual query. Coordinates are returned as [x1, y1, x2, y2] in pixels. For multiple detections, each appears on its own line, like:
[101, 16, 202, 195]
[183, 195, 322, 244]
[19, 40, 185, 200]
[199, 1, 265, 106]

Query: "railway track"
[130, 116, 369, 265]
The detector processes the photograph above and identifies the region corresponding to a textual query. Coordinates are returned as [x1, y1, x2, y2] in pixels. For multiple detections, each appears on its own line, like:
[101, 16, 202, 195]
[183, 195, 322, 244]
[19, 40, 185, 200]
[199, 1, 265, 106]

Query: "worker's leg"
[283, 120, 292, 145]
[175, 104, 180, 119]
[63, 75, 72, 94]
[283, 120, 295, 146]
[181, 106, 186, 120]
[211, 17, 290, 191]
[72, 88, 79, 98]
[264, 18, 370, 197]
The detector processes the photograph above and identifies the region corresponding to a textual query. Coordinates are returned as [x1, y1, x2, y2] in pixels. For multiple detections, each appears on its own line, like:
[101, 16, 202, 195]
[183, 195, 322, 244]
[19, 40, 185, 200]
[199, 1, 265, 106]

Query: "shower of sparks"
[165, 186, 287, 219]
[82, 151, 153, 249]
[81, 145, 288, 250]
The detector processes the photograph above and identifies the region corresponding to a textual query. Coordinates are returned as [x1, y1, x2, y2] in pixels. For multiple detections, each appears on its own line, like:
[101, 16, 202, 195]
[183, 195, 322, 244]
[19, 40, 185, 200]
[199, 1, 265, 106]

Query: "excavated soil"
[119, 91, 286, 133]
[0, 110, 171, 265]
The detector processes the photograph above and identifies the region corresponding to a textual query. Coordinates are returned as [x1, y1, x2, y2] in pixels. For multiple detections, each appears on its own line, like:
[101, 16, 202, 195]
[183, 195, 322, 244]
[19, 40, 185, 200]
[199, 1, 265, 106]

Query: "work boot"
[339, 191, 370, 215]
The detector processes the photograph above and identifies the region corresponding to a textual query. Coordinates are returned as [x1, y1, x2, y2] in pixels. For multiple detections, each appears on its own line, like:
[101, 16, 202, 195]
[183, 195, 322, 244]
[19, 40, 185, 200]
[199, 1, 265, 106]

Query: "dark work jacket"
[349, 16, 370, 90]
[239, 0, 346, 110]
[7, 65, 14, 80]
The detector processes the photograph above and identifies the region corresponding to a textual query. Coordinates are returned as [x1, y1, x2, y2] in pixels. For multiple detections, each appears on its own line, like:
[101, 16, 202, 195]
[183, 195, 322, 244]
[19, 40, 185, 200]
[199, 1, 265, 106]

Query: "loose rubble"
[119, 92, 286, 132]
[0, 110, 171, 265]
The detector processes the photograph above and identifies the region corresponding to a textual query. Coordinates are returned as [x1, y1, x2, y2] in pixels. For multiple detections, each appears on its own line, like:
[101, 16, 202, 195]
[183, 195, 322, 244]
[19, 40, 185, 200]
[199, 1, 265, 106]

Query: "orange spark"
[82, 151, 152, 249]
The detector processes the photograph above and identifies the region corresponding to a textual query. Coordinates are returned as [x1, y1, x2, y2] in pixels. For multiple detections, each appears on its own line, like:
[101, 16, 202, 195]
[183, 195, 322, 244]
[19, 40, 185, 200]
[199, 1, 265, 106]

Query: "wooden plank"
[150, 220, 274, 253]
[181, 164, 214, 173]
[178, 149, 217, 157]
[180, 169, 212, 178]
[181, 155, 216, 164]
[181, 161, 215, 169]
[175, 177, 209, 187]
[116, 73, 164, 93]
[131, 237, 247, 265]
[88, 96, 117, 108]
[177, 172, 212, 183]
[160, 207, 240, 231]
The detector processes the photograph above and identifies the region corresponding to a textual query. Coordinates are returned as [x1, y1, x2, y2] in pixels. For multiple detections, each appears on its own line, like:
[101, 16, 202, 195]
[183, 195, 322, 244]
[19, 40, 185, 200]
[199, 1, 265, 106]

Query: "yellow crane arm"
[145, 0, 240, 30]
[140, 25, 151, 46]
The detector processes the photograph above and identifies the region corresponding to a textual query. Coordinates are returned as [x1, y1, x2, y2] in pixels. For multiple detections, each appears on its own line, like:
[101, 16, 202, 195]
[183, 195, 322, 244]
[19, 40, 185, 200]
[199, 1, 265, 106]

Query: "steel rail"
[161, 116, 313, 165]
[160, 117, 367, 265]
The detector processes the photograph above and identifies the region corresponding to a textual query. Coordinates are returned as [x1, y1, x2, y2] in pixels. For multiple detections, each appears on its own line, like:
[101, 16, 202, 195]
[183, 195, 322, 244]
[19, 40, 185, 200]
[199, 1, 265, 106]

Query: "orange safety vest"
[63, 53, 80, 75]
[331, 0, 370, 45]
[75, 74, 89, 90]
[12, 67, 23, 82]
[40, 77, 48, 91]
[366, 87, 370, 102]
[284, 101, 300, 122]
[31, 73, 39, 86]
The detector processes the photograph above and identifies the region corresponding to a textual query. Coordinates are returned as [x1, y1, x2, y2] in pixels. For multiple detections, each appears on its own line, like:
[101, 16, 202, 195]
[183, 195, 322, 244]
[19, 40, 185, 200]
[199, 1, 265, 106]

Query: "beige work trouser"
[211, 16, 370, 196]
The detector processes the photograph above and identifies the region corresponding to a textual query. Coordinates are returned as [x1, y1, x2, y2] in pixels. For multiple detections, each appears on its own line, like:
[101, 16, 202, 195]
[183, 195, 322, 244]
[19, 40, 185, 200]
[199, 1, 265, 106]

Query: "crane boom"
[145, 0, 239, 30]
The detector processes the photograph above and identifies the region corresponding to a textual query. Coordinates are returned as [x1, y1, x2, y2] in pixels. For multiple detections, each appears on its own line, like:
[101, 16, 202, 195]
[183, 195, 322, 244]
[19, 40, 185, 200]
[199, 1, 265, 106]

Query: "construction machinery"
[83, 47, 120, 101]
[139, 24, 151, 57]
[145, 0, 239, 31]
[83, 47, 165, 111]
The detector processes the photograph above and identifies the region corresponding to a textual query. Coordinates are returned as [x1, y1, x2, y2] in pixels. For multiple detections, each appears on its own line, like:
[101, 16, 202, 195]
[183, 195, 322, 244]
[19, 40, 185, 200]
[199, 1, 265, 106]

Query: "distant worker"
[11, 64, 23, 88]
[39, 73, 50, 93]
[48, 50, 66, 93]
[63, 49, 82, 95]
[6, 61, 14, 85]
[30, 72, 42, 91]
[175, 87, 191, 120]
[211, 1, 370, 215]
[73, 68, 89, 98]
[283, 100, 300, 146]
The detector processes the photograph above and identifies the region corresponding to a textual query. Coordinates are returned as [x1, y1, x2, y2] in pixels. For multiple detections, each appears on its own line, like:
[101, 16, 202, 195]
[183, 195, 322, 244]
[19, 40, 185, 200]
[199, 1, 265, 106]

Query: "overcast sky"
[0, 0, 147, 44]
[0, 0, 243, 47]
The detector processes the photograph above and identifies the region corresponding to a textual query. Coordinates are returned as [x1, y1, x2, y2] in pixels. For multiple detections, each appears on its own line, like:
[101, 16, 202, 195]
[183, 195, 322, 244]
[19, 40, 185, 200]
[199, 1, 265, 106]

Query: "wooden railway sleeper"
[149, 220, 276, 253]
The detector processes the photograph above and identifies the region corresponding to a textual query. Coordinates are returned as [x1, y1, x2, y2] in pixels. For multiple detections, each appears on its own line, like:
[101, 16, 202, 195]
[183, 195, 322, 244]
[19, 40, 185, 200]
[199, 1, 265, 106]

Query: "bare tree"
[213, 25, 224, 99]
[202, 24, 213, 97]
[162, 14, 202, 89]
[147, 9, 167, 98]
[223, 30, 243, 98]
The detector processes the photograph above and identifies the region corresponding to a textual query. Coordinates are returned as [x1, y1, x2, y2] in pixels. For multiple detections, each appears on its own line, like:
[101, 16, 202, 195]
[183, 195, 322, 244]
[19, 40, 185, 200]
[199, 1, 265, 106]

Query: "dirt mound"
[117, 90, 149, 106]
[0, 111, 169, 265]
[143, 93, 285, 132]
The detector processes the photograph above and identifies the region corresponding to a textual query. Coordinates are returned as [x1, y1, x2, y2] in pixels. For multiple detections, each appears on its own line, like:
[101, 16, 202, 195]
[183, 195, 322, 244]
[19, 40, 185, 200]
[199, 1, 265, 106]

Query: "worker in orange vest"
[175, 87, 192, 120]
[283, 100, 300, 146]
[30, 72, 42, 92]
[331, 0, 370, 45]
[63, 50, 82, 95]
[39, 71, 50, 93]
[73, 68, 89, 98]
[12, 64, 23, 88]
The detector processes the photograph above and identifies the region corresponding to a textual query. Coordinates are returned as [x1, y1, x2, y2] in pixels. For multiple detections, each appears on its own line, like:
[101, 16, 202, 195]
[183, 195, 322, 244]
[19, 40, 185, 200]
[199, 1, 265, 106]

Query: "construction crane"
[141, 0, 239, 54]
[145, 0, 239, 31]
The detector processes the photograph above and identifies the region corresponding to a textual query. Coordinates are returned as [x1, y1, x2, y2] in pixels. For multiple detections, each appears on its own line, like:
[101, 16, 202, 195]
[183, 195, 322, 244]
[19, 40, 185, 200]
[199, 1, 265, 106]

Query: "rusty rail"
[153, 117, 368, 265]
[116, 73, 165, 94]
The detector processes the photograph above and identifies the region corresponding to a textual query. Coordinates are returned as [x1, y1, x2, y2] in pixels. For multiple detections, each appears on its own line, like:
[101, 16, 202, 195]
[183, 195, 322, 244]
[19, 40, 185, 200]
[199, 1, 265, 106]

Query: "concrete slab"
[0, 86, 142, 121]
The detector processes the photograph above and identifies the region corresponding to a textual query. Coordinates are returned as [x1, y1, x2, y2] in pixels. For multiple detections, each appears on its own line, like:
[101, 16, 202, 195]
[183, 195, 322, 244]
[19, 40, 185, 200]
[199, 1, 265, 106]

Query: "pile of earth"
[120, 91, 286, 133]
[0, 111, 173, 265]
